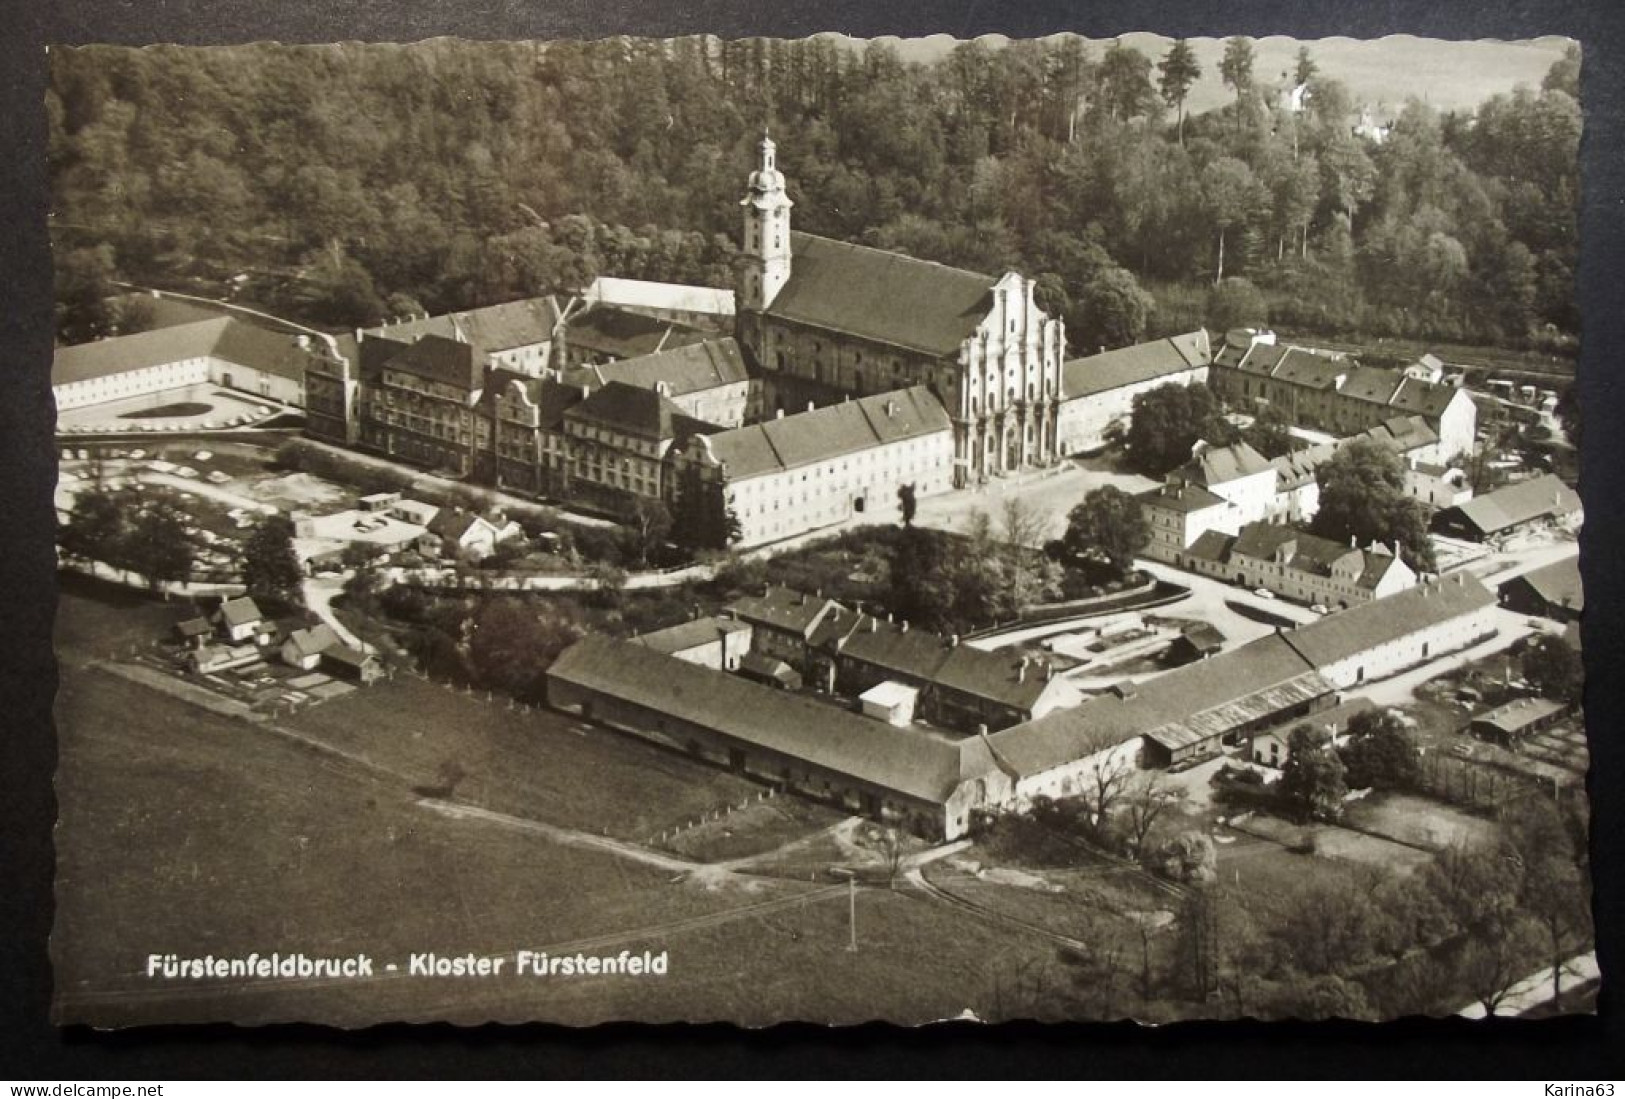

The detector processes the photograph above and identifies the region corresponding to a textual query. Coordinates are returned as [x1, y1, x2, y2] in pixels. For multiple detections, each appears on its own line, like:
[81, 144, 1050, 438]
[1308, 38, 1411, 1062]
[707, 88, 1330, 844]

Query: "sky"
[819, 32, 1575, 116]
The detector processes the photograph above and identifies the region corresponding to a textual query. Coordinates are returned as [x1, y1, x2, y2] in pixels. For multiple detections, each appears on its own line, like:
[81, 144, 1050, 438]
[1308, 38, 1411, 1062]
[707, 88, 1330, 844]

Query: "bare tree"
[1076, 750, 1136, 832]
[1122, 772, 1187, 855]
[1459, 914, 1541, 1016]
[879, 826, 906, 887]
[1000, 495, 1051, 550]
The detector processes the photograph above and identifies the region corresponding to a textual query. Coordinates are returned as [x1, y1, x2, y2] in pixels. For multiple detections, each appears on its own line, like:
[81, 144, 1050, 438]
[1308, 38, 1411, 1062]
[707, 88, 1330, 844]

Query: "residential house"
[280, 623, 341, 670]
[322, 645, 383, 684]
[1201, 522, 1418, 608]
[214, 596, 270, 644]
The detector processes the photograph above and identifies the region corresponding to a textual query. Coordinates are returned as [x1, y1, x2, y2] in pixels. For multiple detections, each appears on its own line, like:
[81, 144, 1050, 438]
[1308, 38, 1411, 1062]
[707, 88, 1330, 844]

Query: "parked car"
[1253, 588, 1277, 600]
[1309, 604, 1329, 615]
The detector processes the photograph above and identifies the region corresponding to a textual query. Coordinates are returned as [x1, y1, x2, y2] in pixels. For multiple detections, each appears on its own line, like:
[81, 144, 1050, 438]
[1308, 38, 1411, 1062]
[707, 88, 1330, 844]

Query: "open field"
[52, 632, 1067, 1026]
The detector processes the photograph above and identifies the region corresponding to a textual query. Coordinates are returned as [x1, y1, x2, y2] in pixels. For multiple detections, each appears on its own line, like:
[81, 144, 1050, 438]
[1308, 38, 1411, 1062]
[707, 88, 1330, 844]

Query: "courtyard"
[56, 383, 293, 434]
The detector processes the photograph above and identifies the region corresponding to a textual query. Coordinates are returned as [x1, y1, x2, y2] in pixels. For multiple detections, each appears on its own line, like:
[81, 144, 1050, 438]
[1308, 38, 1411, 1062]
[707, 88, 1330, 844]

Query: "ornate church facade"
[734, 137, 1067, 488]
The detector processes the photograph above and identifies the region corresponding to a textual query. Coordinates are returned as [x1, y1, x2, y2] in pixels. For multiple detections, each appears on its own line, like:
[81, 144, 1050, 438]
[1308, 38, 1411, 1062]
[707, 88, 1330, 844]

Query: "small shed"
[737, 651, 802, 691]
[1165, 623, 1226, 666]
[859, 680, 919, 727]
[1469, 697, 1568, 746]
[322, 644, 383, 684]
[174, 616, 213, 649]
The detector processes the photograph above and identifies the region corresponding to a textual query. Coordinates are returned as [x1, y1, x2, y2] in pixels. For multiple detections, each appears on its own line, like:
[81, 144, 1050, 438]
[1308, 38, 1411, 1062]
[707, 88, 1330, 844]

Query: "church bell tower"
[739, 134, 793, 312]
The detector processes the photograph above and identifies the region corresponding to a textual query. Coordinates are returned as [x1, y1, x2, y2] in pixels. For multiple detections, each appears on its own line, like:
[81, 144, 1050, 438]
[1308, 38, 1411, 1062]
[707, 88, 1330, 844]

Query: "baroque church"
[733, 136, 1068, 488]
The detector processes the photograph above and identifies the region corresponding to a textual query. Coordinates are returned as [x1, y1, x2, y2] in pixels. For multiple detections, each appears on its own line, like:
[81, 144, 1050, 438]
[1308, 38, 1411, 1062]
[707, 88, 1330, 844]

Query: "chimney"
[886, 611, 893, 623]
[901, 621, 910, 633]
[949, 634, 960, 649]
[691, 603, 701, 621]
[807, 401, 815, 413]
[1042, 661, 1053, 682]
[868, 617, 878, 633]
[1017, 658, 1027, 683]
[976, 723, 989, 737]
[776, 409, 785, 420]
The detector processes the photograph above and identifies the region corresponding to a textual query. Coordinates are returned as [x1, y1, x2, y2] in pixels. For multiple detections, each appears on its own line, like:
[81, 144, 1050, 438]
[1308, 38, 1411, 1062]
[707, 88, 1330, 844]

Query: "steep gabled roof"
[1338, 365, 1405, 406]
[283, 624, 341, 662]
[1442, 474, 1582, 536]
[763, 232, 999, 357]
[564, 304, 707, 360]
[566, 381, 718, 440]
[366, 297, 562, 358]
[726, 585, 846, 638]
[1061, 330, 1211, 400]
[1186, 441, 1273, 486]
[562, 337, 749, 397]
[1138, 482, 1228, 514]
[1271, 347, 1348, 389]
[377, 333, 485, 392]
[217, 596, 264, 628]
[53, 316, 316, 387]
[1501, 555, 1584, 613]
[1277, 574, 1496, 668]
[1389, 376, 1462, 418]
[633, 616, 752, 655]
[698, 387, 951, 480]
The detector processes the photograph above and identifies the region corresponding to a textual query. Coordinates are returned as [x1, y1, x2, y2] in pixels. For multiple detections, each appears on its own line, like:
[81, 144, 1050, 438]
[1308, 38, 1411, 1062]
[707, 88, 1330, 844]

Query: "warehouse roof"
[1061, 330, 1210, 400]
[1439, 474, 1582, 537]
[53, 316, 317, 388]
[694, 386, 950, 480]
[764, 232, 1001, 358]
[1500, 556, 1584, 614]
[564, 304, 707, 361]
[562, 338, 749, 397]
[548, 635, 990, 804]
[366, 297, 562, 358]
[1277, 574, 1496, 668]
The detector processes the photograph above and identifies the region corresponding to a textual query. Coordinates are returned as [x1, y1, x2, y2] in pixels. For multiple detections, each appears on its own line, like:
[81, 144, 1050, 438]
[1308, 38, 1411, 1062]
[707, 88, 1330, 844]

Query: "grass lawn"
[281, 674, 767, 842]
[52, 603, 1073, 1025]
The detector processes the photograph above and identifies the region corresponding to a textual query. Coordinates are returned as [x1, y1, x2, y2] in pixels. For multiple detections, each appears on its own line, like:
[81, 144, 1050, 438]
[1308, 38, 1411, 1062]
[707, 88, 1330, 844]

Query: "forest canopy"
[49, 37, 1579, 352]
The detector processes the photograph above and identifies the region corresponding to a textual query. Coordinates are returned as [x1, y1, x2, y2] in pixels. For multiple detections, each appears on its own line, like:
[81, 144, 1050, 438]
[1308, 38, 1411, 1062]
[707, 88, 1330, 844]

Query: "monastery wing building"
[733, 137, 1066, 488]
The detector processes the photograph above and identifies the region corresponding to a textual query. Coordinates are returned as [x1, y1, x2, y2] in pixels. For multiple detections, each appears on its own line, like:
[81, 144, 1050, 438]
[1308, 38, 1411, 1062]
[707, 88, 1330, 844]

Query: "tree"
[1308, 437, 1437, 571]
[1555, 384, 1581, 450]
[1520, 634, 1583, 704]
[1523, 849, 1591, 1002]
[1200, 158, 1258, 284]
[55, 244, 119, 344]
[1123, 772, 1187, 855]
[1542, 43, 1581, 99]
[121, 497, 200, 593]
[1157, 40, 1201, 146]
[58, 481, 126, 567]
[897, 482, 918, 527]
[466, 596, 585, 700]
[1458, 912, 1543, 1016]
[628, 497, 673, 567]
[241, 513, 305, 611]
[1277, 724, 1347, 822]
[1292, 46, 1318, 89]
[1074, 750, 1136, 831]
[1124, 382, 1231, 476]
[1096, 42, 1156, 123]
[1206, 277, 1269, 335]
[1240, 404, 1294, 459]
[1338, 708, 1422, 791]
[1074, 265, 1154, 351]
[1062, 486, 1149, 580]
[1218, 37, 1257, 132]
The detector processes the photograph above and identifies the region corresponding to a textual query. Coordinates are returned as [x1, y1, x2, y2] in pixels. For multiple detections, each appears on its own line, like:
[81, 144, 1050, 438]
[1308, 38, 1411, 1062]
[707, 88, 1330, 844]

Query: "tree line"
[50, 37, 1578, 354]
